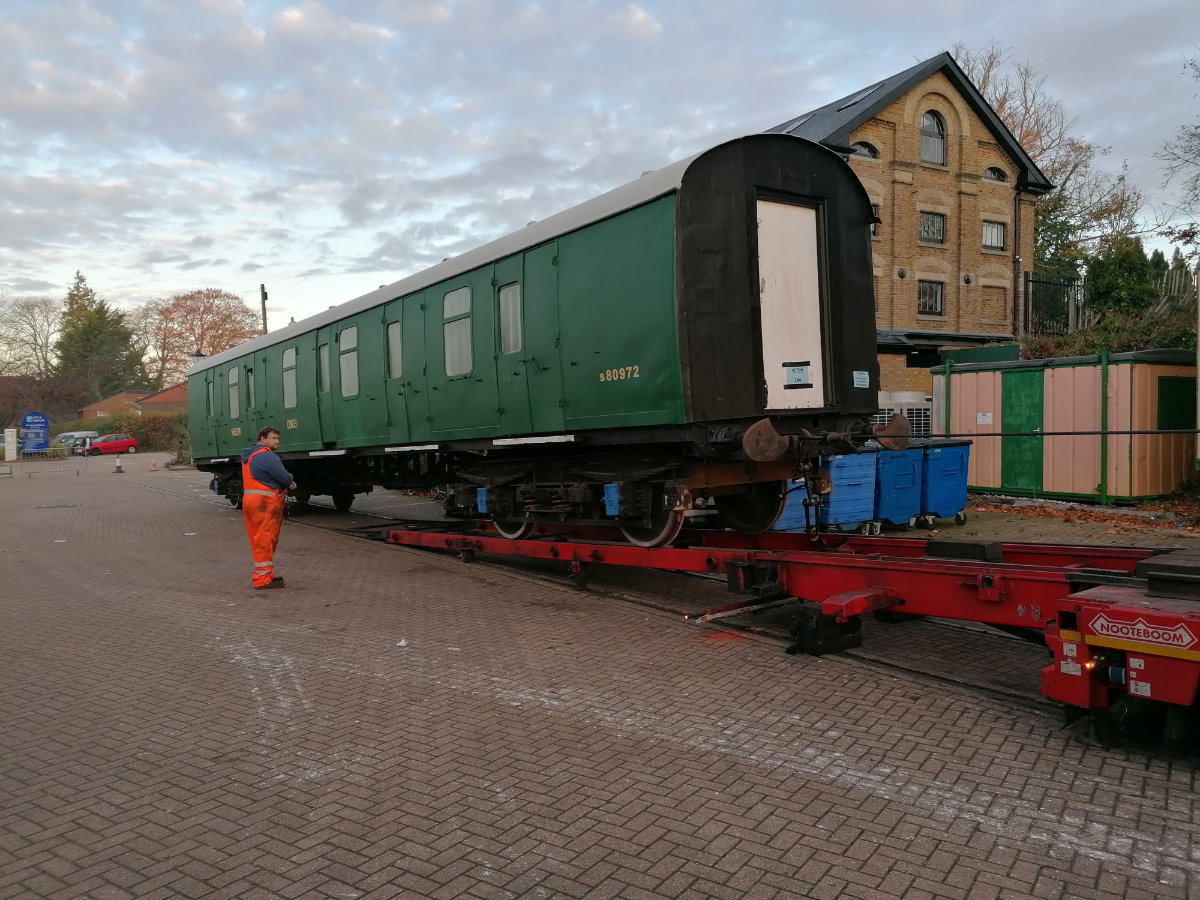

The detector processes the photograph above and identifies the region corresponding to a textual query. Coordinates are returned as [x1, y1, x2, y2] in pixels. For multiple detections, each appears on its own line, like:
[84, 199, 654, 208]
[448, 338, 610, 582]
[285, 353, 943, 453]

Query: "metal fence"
[1026, 267, 1200, 337]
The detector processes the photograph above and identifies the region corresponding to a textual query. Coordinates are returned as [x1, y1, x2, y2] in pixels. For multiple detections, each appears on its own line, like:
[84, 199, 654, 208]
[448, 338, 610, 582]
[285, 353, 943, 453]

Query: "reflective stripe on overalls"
[242, 447, 286, 587]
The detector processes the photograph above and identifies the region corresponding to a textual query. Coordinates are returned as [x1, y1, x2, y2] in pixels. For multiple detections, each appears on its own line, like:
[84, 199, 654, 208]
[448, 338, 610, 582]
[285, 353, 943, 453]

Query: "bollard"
[113, 455, 124, 474]
[149, 460, 158, 471]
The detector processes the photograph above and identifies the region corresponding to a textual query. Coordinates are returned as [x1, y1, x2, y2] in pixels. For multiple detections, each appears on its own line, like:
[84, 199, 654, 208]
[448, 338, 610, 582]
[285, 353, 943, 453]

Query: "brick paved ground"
[1, 456, 1198, 899]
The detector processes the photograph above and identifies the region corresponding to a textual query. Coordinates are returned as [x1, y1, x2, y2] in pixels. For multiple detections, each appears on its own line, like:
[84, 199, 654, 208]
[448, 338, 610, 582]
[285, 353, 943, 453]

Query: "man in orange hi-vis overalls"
[240, 426, 296, 589]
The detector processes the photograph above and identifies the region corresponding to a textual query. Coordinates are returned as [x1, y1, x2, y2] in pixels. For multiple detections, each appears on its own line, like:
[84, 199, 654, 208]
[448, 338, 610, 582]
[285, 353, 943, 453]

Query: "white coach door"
[756, 199, 826, 410]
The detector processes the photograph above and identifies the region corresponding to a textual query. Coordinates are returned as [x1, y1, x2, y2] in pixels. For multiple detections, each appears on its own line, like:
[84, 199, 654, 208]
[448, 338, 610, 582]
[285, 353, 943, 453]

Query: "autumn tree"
[953, 42, 1145, 277]
[130, 288, 262, 387]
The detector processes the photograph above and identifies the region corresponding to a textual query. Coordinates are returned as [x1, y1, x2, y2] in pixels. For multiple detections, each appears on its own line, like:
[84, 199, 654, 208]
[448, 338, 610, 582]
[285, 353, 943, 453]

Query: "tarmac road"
[1, 454, 1198, 899]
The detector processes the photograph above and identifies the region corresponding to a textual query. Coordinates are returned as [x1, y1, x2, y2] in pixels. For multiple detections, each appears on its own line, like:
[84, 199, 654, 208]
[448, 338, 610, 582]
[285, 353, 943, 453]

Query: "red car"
[84, 434, 139, 455]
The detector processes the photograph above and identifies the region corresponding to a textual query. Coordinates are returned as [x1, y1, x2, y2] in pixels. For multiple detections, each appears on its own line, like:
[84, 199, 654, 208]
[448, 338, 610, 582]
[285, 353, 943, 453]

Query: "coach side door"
[493, 255, 532, 435]
[383, 299, 410, 444]
[315, 325, 336, 445]
[523, 241, 565, 433]
[425, 275, 500, 439]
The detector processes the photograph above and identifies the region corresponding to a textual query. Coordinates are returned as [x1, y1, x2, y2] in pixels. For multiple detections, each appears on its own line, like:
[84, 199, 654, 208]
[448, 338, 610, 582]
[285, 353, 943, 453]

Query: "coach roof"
[190, 133, 833, 375]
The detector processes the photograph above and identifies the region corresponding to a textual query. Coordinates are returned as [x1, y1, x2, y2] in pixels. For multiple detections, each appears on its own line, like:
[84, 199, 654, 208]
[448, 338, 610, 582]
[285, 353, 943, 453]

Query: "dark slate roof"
[767, 52, 1054, 195]
[877, 328, 1015, 348]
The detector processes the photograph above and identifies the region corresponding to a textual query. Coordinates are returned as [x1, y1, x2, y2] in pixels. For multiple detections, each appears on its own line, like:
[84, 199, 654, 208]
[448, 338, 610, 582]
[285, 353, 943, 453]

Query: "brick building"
[135, 382, 188, 416]
[768, 52, 1053, 393]
[79, 390, 153, 420]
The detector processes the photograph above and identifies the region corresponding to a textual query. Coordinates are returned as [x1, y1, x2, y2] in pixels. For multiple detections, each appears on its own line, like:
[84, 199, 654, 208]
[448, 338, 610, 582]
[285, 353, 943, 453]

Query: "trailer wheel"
[1162, 704, 1193, 756]
[1090, 706, 1122, 748]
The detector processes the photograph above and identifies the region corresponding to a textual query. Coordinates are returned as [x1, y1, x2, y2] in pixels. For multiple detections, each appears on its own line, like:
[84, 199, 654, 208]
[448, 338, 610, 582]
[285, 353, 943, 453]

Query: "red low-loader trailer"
[384, 525, 1200, 751]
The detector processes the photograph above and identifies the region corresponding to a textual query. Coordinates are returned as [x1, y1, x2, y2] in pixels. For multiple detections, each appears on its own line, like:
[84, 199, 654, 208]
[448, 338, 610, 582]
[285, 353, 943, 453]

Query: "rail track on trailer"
[356, 519, 1200, 755]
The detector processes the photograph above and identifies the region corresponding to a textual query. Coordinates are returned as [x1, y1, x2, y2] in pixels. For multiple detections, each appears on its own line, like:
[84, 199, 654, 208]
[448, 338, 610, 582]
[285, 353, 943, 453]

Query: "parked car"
[52, 430, 100, 446]
[86, 434, 139, 455]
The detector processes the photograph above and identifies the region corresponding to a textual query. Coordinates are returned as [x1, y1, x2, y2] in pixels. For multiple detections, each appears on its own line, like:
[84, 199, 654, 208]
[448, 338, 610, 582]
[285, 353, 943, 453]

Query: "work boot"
[254, 577, 285, 590]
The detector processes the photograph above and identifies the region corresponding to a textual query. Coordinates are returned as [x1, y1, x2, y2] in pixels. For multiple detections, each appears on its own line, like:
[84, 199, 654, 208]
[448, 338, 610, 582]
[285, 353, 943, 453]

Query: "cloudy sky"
[2, 0, 1197, 327]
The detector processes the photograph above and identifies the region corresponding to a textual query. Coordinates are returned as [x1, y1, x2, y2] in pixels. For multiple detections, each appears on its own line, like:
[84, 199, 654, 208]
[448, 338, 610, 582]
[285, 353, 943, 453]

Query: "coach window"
[247, 368, 255, 409]
[443, 286, 472, 377]
[282, 347, 297, 409]
[339, 326, 359, 397]
[227, 367, 240, 419]
[387, 321, 402, 377]
[498, 282, 522, 354]
[318, 343, 330, 393]
[206, 378, 214, 416]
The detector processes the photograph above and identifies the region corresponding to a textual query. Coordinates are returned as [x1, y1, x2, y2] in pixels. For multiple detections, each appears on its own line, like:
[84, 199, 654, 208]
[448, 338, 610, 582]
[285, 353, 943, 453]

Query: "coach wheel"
[228, 494, 243, 510]
[494, 518, 535, 540]
[333, 491, 354, 512]
[617, 485, 686, 548]
[715, 481, 787, 534]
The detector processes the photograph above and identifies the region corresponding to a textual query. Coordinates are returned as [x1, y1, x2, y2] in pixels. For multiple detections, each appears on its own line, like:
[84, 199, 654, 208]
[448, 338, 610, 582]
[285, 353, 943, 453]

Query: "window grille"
[918, 280, 945, 315]
[919, 211, 945, 244]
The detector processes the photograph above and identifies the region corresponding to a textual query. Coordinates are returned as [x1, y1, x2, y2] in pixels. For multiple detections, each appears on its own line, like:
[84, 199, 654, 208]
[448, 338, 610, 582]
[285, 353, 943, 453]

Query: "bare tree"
[132, 288, 263, 387]
[953, 42, 1146, 269]
[0, 294, 61, 378]
[1159, 57, 1200, 258]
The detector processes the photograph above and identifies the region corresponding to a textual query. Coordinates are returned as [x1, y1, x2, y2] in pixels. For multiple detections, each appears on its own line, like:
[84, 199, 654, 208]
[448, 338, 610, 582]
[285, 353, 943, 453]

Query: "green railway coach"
[190, 133, 882, 546]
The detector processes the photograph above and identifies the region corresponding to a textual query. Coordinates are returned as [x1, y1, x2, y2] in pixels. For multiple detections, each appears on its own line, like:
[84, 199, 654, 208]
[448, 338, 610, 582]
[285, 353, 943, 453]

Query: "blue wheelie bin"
[775, 450, 877, 533]
[917, 440, 971, 527]
[873, 447, 923, 530]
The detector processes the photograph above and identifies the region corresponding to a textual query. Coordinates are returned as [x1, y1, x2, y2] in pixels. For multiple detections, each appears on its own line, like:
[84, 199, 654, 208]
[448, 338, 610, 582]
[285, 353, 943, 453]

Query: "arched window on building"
[920, 111, 946, 165]
[850, 141, 878, 158]
[983, 166, 1007, 182]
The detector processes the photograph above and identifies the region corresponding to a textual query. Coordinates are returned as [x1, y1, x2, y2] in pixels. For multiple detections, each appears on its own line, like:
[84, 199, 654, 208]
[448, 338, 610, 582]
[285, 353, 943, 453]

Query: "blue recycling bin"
[774, 450, 877, 532]
[919, 440, 971, 523]
[873, 447, 923, 528]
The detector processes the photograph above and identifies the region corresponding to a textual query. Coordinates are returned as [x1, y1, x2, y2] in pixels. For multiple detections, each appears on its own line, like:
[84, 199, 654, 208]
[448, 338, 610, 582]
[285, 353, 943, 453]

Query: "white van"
[52, 430, 100, 445]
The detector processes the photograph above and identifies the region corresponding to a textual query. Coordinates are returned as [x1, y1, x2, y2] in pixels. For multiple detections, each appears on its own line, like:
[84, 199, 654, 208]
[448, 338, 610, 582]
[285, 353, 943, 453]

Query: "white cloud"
[0, 0, 1196, 320]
